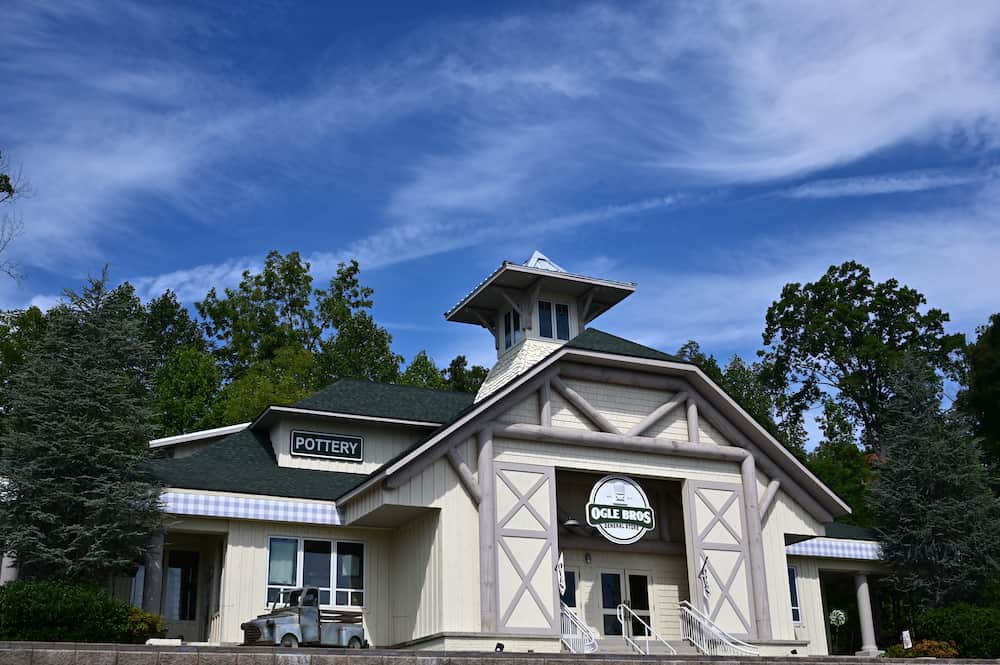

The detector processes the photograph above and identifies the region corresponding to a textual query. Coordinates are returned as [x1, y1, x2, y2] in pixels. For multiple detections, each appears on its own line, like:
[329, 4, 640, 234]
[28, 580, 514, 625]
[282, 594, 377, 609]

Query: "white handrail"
[560, 602, 597, 653]
[616, 604, 677, 655]
[678, 600, 760, 656]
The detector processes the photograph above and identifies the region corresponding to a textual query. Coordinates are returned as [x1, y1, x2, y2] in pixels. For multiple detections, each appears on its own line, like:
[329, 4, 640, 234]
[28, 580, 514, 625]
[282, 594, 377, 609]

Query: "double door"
[600, 570, 651, 637]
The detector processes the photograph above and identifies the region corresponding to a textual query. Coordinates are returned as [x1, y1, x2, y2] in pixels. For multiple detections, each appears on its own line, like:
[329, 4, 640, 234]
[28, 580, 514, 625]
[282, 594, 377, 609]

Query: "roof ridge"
[315, 376, 476, 396]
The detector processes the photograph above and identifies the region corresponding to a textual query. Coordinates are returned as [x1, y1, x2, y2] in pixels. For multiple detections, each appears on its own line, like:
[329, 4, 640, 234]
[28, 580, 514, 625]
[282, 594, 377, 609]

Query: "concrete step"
[590, 638, 697, 655]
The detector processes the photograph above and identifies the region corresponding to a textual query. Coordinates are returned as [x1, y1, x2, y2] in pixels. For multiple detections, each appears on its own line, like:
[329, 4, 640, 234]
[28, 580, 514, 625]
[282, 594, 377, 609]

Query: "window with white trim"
[537, 300, 571, 341]
[503, 309, 522, 350]
[267, 537, 365, 608]
[787, 565, 801, 624]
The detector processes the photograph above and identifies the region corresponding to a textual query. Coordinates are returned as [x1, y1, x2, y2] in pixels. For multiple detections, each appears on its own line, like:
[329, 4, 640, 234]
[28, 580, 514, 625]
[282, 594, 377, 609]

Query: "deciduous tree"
[0, 272, 162, 581]
[400, 351, 448, 390]
[761, 261, 964, 455]
[443, 355, 489, 394]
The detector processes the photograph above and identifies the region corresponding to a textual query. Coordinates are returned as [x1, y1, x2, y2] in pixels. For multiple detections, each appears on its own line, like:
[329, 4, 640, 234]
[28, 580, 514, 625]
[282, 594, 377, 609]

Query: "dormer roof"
[444, 251, 636, 326]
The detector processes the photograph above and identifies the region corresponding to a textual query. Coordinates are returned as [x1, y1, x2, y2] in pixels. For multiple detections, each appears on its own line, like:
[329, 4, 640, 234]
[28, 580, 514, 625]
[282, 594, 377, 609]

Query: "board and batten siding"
[759, 480, 824, 644]
[269, 416, 428, 475]
[342, 442, 482, 643]
[216, 519, 393, 646]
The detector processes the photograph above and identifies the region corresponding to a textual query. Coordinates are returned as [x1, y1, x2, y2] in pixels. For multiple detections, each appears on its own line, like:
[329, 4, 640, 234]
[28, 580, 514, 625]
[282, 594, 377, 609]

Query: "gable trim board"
[252, 405, 445, 430]
[335, 345, 850, 526]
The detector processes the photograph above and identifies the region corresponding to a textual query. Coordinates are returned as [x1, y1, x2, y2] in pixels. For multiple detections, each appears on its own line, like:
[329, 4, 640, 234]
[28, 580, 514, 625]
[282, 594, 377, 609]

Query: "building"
[133, 252, 886, 655]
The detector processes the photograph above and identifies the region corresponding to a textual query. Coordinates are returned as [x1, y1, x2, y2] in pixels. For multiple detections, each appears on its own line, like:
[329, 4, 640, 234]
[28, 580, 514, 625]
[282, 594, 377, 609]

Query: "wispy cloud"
[6, 1, 1000, 278]
[606, 184, 1000, 358]
[777, 169, 992, 199]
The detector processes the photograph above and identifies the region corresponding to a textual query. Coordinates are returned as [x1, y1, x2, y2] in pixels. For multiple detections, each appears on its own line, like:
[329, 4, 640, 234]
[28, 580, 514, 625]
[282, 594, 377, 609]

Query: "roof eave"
[250, 405, 445, 432]
[444, 263, 636, 322]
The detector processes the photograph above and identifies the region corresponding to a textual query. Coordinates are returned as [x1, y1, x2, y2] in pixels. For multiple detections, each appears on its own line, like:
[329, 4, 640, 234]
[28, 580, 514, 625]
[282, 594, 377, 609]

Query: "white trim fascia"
[445, 263, 635, 320]
[149, 423, 250, 449]
[335, 347, 567, 505]
[336, 344, 850, 519]
[250, 405, 444, 430]
[560, 349, 852, 516]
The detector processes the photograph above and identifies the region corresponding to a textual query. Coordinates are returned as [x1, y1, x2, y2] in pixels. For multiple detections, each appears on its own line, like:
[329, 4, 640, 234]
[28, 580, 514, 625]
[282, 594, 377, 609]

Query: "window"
[788, 566, 801, 624]
[555, 304, 570, 340]
[538, 301, 553, 338]
[559, 569, 577, 608]
[165, 551, 199, 621]
[503, 310, 522, 350]
[537, 300, 571, 341]
[267, 537, 365, 608]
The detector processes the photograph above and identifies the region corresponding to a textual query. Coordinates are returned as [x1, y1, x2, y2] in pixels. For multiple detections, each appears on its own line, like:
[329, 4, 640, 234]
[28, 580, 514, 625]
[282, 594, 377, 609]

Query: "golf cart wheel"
[347, 636, 362, 649]
[280, 634, 299, 648]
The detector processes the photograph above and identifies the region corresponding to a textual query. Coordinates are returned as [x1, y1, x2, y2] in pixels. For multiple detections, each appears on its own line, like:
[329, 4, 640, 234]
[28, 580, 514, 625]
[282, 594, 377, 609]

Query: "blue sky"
[3, 1, 1000, 406]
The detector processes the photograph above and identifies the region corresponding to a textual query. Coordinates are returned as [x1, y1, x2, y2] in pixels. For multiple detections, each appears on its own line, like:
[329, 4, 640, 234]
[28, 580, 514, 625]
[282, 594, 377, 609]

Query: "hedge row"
[915, 603, 1000, 658]
[0, 580, 164, 643]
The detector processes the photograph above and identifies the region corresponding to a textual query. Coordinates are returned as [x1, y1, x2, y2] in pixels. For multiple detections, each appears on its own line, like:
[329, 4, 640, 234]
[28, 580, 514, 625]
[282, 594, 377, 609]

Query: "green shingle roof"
[148, 428, 368, 502]
[825, 521, 879, 540]
[293, 378, 474, 424]
[567, 328, 679, 362]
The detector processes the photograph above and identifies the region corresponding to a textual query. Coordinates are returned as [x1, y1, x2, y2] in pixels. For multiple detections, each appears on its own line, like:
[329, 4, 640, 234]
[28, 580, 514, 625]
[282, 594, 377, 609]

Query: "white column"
[0, 552, 18, 584]
[477, 429, 497, 632]
[854, 573, 880, 656]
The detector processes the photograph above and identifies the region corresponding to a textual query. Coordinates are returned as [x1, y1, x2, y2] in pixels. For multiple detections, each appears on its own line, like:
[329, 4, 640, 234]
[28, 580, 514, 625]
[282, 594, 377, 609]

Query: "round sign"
[585, 475, 655, 545]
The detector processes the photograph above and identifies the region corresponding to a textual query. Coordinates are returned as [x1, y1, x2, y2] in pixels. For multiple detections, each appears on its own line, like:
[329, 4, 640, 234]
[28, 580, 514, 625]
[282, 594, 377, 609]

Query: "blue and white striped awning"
[786, 537, 881, 561]
[162, 491, 343, 525]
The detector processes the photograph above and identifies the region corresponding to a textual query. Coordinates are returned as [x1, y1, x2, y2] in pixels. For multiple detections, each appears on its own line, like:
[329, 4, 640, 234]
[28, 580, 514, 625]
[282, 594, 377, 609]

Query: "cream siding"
[269, 415, 426, 474]
[495, 438, 742, 485]
[215, 518, 393, 646]
[562, 548, 689, 641]
[388, 510, 441, 644]
[785, 557, 829, 655]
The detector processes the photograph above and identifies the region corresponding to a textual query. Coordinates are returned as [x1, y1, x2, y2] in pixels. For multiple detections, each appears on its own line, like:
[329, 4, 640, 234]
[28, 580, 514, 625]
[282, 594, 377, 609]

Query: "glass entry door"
[600, 570, 652, 637]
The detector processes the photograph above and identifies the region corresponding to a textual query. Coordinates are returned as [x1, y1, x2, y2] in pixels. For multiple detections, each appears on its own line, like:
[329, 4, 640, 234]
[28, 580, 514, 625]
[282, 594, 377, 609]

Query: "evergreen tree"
[871, 356, 1000, 608]
[400, 350, 448, 389]
[0, 273, 162, 581]
[959, 313, 1000, 475]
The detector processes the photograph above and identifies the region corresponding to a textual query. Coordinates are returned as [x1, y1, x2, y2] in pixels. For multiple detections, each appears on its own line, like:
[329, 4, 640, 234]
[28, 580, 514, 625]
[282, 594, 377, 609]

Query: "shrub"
[916, 603, 1000, 658]
[0, 580, 165, 643]
[126, 607, 167, 644]
[883, 640, 960, 658]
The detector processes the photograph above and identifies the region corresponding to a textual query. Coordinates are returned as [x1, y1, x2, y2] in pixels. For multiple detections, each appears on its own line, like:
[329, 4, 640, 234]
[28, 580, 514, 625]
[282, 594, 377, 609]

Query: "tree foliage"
[152, 346, 220, 435]
[212, 345, 319, 424]
[871, 356, 1000, 608]
[401, 350, 448, 390]
[0, 272, 162, 581]
[443, 355, 489, 394]
[808, 400, 875, 526]
[959, 313, 1000, 473]
[0, 150, 22, 279]
[761, 261, 964, 455]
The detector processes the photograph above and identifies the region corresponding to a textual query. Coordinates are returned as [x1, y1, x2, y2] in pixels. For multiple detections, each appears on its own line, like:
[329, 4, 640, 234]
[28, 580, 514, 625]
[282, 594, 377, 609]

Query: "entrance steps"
[590, 638, 697, 655]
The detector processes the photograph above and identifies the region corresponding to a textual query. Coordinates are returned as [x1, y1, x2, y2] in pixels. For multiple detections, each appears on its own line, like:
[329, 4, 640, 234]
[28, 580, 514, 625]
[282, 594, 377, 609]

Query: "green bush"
[883, 640, 960, 658]
[0, 580, 165, 643]
[916, 603, 1000, 658]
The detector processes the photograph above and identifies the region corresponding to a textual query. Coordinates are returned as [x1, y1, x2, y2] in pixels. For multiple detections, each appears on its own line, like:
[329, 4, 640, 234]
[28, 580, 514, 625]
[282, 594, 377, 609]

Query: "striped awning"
[785, 537, 881, 561]
[162, 491, 343, 525]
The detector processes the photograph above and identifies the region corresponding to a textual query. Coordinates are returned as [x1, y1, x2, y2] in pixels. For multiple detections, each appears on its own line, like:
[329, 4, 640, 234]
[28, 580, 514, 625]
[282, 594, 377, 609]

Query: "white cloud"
[777, 170, 991, 199]
[602, 186, 1000, 359]
[7, 0, 1000, 279]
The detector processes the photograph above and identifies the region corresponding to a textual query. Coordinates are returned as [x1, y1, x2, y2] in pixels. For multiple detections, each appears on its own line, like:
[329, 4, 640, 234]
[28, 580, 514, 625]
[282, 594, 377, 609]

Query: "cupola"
[445, 251, 635, 400]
